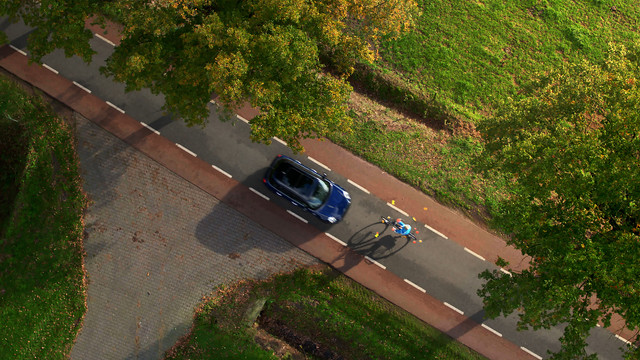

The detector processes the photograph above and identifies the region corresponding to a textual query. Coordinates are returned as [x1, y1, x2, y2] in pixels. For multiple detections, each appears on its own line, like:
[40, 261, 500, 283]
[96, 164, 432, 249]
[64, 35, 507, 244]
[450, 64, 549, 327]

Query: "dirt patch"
[257, 314, 346, 360]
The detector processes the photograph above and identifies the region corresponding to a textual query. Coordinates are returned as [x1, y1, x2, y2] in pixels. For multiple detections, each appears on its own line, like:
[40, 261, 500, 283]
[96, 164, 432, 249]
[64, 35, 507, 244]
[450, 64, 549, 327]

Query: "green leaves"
[478, 42, 640, 359]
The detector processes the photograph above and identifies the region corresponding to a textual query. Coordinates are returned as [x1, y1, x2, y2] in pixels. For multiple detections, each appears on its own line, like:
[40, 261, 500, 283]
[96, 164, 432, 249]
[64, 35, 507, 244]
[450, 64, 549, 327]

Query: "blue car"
[263, 155, 351, 223]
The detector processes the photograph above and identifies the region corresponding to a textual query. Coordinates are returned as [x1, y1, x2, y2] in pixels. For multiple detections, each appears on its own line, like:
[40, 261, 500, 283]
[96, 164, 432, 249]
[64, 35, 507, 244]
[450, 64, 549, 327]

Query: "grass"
[333, 0, 640, 220]
[374, 0, 640, 121]
[0, 75, 86, 358]
[165, 267, 487, 360]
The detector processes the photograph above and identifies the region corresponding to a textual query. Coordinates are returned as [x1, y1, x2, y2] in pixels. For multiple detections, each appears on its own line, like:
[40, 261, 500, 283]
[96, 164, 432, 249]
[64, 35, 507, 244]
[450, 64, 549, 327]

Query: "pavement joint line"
[286, 210, 308, 224]
[403, 279, 426, 293]
[424, 224, 448, 239]
[212, 165, 233, 178]
[444, 302, 464, 315]
[481, 324, 503, 337]
[364, 256, 386, 269]
[615, 334, 632, 345]
[42, 64, 59, 74]
[273, 137, 287, 146]
[307, 156, 331, 171]
[106, 101, 125, 114]
[9, 44, 27, 56]
[140, 122, 160, 135]
[249, 187, 270, 201]
[94, 33, 115, 46]
[73, 81, 92, 93]
[176, 143, 197, 157]
[500, 268, 513, 276]
[386, 202, 409, 217]
[464, 247, 486, 261]
[347, 179, 370, 194]
[520, 347, 543, 360]
[324, 233, 347, 246]
[236, 115, 249, 124]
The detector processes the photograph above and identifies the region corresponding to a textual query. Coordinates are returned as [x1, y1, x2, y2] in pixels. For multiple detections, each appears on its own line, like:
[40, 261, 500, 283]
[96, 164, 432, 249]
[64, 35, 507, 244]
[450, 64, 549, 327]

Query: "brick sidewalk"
[71, 113, 318, 359]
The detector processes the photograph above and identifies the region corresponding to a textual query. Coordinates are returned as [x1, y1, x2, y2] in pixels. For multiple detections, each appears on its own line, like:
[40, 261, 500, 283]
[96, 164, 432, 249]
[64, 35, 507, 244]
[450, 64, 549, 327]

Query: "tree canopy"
[477, 42, 640, 359]
[1, 0, 418, 151]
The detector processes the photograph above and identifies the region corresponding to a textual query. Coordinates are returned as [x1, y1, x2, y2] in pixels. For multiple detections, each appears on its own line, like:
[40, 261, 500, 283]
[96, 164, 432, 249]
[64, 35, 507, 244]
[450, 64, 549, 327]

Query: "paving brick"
[71, 114, 318, 360]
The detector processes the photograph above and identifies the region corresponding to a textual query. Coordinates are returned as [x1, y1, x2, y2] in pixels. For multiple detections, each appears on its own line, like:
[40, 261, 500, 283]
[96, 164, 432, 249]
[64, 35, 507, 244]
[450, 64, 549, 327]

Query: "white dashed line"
[444, 302, 464, 315]
[176, 143, 197, 157]
[73, 81, 92, 93]
[464, 247, 486, 261]
[424, 224, 448, 239]
[500, 268, 512, 276]
[364, 256, 386, 269]
[140, 122, 160, 135]
[42, 64, 58, 74]
[249, 187, 269, 200]
[236, 115, 249, 124]
[9, 44, 27, 56]
[325, 233, 347, 246]
[106, 101, 125, 114]
[386, 202, 409, 217]
[347, 179, 370, 194]
[94, 33, 115, 46]
[287, 210, 308, 223]
[307, 156, 331, 171]
[273, 137, 287, 146]
[481, 324, 503, 337]
[520, 347, 543, 359]
[615, 334, 632, 345]
[212, 165, 232, 178]
[403, 279, 426, 293]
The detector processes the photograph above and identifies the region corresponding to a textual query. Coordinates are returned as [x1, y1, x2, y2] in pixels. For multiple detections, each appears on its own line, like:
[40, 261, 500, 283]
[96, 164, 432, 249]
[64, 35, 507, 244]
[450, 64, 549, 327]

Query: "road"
[1, 16, 630, 359]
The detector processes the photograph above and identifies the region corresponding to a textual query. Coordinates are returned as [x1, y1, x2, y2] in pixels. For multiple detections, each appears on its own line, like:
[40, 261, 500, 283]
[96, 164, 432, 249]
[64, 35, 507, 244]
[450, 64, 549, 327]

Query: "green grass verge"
[372, 0, 640, 122]
[0, 76, 86, 358]
[165, 267, 486, 360]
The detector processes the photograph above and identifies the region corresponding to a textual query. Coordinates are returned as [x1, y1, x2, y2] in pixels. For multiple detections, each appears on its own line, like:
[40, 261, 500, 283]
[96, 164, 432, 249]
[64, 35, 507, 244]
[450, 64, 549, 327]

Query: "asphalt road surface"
[1, 16, 630, 359]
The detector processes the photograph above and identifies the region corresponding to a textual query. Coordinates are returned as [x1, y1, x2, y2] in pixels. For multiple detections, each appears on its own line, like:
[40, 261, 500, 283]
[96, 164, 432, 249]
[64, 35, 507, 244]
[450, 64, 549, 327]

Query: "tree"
[477, 42, 640, 359]
[1, 0, 418, 151]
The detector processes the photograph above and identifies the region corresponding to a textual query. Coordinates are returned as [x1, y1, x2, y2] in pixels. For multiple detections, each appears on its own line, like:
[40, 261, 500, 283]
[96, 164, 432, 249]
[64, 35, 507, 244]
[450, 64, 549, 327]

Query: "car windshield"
[272, 160, 331, 209]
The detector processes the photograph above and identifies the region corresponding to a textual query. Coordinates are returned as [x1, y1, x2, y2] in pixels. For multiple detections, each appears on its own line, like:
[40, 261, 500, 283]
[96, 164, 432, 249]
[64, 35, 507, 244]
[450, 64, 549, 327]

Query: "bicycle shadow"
[346, 222, 411, 260]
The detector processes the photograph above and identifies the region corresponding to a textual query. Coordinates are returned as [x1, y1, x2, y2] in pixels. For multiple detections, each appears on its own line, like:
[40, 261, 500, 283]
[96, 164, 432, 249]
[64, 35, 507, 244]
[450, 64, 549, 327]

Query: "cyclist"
[393, 218, 412, 236]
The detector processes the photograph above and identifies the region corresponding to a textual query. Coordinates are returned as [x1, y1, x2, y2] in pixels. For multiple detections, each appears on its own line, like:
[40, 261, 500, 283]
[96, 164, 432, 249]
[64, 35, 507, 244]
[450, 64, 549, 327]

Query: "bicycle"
[380, 216, 418, 242]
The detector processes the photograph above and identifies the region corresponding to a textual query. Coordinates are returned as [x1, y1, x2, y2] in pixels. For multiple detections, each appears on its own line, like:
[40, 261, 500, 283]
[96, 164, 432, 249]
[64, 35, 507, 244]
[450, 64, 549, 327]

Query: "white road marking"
[94, 33, 115, 46]
[325, 232, 347, 246]
[481, 324, 503, 337]
[176, 143, 197, 157]
[42, 64, 58, 74]
[9, 44, 27, 56]
[273, 137, 287, 146]
[106, 101, 125, 113]
[236, 115, 249, 124]
[73, 81, 92, 93]
[140, 122, 160, 135]
[464, 247, 486, 261]
[249, 187, 269, 200]
[444, 302, 464, 315]
[500, 268, 512, 276]
[347, 179, 370, 194]
[307, 156, 331, 171]
[424, 224, 448, 239]
[403, 279, 426, 293]
[364, 256, 386, 269]
[287, 210, 308, 223]
[386, 202, 409, 217]
[615, 334, 632, 345]
[520, 347, 543, 360]
[212, 165, 233, 178]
